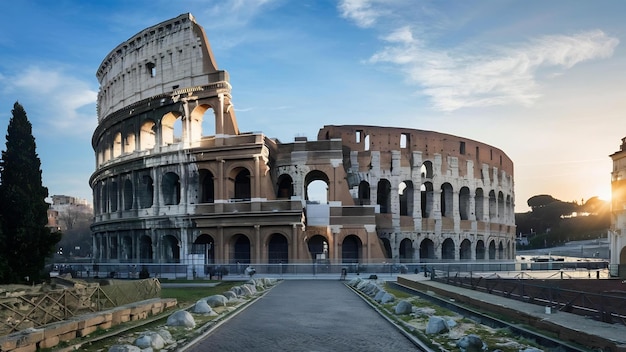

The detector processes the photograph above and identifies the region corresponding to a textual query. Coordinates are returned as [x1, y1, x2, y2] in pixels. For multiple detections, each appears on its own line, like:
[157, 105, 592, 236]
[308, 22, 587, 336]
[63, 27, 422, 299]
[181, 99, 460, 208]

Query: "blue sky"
[1, 0, 625, 212]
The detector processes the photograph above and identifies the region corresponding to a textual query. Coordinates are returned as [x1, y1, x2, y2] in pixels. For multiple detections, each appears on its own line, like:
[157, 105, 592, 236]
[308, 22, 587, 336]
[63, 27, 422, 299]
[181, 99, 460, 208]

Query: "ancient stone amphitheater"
[89, 13, 515, 272]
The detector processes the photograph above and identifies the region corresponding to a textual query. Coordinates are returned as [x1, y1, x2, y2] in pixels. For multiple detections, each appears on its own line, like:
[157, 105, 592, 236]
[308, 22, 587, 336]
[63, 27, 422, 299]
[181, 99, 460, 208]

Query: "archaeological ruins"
[89, 13, 516, 272]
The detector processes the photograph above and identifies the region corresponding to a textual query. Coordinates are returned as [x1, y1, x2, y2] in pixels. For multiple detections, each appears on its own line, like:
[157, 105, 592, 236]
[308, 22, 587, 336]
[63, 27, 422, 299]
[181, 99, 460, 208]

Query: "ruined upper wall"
[96, 13, 224, 122]
[317, 125, 514, 176]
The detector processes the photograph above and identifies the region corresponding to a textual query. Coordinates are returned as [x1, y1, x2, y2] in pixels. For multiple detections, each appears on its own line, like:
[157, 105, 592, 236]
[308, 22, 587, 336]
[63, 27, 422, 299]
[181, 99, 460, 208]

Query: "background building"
[90, 14, 515, 270]
[610, 137, 626, 276]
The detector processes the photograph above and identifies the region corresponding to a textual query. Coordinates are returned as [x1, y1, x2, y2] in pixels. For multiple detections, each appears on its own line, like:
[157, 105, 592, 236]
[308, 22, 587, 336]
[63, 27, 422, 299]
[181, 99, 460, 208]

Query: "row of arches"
[387, 238, 512, 261]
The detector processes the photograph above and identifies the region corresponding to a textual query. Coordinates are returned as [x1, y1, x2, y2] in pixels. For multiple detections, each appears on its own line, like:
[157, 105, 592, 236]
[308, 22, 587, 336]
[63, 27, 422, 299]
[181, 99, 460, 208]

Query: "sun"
[596, 185, 612, 203]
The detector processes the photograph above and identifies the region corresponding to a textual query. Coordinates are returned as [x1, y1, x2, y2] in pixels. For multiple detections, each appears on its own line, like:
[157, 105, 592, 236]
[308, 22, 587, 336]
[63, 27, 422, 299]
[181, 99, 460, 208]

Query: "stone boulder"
[374, 289, 387, 302]
[395, 300, 413, 315]
[425, 316, 449, 335]
[135, 331, 165, 349]
[379, 292, 395, 304]
[166, 310, 196, 328]
[205, 294, 228, 307]
[457, 334, 485, 351]
[192, 299, 216, 315]
[109, 344, 141, 352]
[414, 307, 436, 317]
[222, 290, 237, 300]
[157, 328, 174, 345]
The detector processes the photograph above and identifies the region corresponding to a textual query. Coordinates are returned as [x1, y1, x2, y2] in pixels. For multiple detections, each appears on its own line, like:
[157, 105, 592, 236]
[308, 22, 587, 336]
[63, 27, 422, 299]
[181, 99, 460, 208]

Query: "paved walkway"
[185, 280, 419, 351]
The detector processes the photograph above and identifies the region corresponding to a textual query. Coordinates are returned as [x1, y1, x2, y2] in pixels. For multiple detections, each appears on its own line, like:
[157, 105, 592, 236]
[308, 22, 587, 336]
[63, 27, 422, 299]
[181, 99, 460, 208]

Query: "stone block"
[44, 320, 78, 338]
[99, 321, 113, 330]
[39, 336, 60, 349]
[111, 307, 131, 325]
[77, 312, 112, 329]
[58, 330, 76, 342]
[10, 344, 37, 352]
[77, 325, 98, 337]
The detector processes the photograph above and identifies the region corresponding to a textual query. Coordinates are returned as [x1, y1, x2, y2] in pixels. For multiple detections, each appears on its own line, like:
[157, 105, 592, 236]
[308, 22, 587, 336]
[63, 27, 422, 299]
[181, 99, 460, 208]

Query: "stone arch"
[277, 174, 294, 199]
[121, 235, 133, 261]
[377, 179, 391, 213]
[498, 191, 505, 220]
[442, 238, 455, 260]
[139, 174, 154, 208]
[305, 170, 329, 203]
[162, 234, 180, 263]
[476, 240, 486, 260]
[99, 181, 108, 214]
[139, 235, 153, 262]
[162, 172, 181, 205]
[489, 190, 497, 221]
[419, 238, 435, 260]
[307, 234, 329, 262]
[421, 182, 434, 218]
[342, 235, 362, 264]
[268, 233, 289, 264]
[193, 234, 215, 265]
[124, 127, 136, 154]
[199, 169, 215, 203]
[140, 120, 156, 150]
[123, 178, 133, 210]
[475, 188, 484, 221]
[441, 183, 453, 218]
[358, 180, 370, 205]
[460, 239, 471, 260]
[498, 241, 504, 259]
[161, 111, 183, 146]
[228, 166, 252, 200]
[231, 234, 251, 264]
[459, 186, 470, 220]
[109, 178, 118, 212]
[399, 238, 414, 262]
[421, 161, 433, 178]
[399, 181, 414, 216]
[189, 103, 212, 144]
[488, 240, 496, 260]
[113, 132, 122, 158]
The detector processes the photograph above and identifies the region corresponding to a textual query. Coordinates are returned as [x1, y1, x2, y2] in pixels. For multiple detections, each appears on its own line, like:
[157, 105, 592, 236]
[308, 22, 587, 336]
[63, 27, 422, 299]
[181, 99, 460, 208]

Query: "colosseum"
[90, 13, 516, 274]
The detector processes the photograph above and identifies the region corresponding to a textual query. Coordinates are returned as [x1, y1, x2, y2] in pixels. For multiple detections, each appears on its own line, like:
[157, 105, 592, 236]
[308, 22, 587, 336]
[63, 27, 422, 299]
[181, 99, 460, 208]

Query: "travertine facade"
[610, 137, 626, 275]
[90, 13, 516, 268]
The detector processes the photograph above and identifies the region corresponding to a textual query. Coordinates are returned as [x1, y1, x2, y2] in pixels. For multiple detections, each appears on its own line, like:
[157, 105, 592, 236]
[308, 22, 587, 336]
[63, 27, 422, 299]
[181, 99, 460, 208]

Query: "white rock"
[166, 310, 196, 328]
[134, 332, 165, 349]
[205, 294, 228, 307]
[108, 345, 141, 352]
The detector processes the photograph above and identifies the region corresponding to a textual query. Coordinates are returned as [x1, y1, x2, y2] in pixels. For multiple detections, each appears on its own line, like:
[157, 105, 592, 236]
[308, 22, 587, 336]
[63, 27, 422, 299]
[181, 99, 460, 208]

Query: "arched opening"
[139, 235, 153, 262]
[232, 168, 251, 200]
[162, 235, 180, 263]
[342, 235, 361, 264]
[441, 183, 453, 218]
[121, 235, 133, 261]
[161, 112, 183, 146]
[109, 236, 118, 259]
[488, 240, 496, 260]
[476, 240, 485, 260]
[419, 238, 435, 260]
[506, 195, 512, 220]
[498, 241, 504, 259]
[307, 235, 329, 263]
[498, 191, 505, 220]
[475, 188, 484, 221]
[109, 179, 118, 212]
[113, 132, 122, 158]
[305, 171, 329, 203]
[377, 179, 391, 213]
[231, 234, 251, 264]
[489, 190, 497, 221]
[123, 178, 133, 210]
[442, 238, 455, 260]
[459, 187, 470, 220]
[193, 234, 215, 265]
[139, 175, 153, 209]
[124, 129, 136, 154]
[277, 174, 294, 199]
[140, 120, 156, 150]
[399, 181, 414, 216]
[268, 233, 289, 264]
[199, 169, 215, 203]
[358, 181, 370, 205]
[421, 161, 433, 178]
[162, 172, 181, 205]
[194, 104, 215, 138]
[421, 182, 434, 218]
[399, 238, 413, 262]
[460, 239, 472, 260]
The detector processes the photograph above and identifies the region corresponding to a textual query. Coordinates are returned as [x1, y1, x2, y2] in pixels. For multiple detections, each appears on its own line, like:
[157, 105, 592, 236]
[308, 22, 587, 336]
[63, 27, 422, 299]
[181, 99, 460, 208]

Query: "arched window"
[419, 238, 435, 260]
[441, 183, 453, 218]
[268, 234, 289, 264]
[489, 190, 497, 220]
[305, 170, 329, 203]
[162, 172, 181, 205]
[399, 181, 414, 216]
[199, 169, 215, 203]
[123, 178, 133, 210]
[459, 187, 470, 220]
[342, 235, 362, 264]
[277, 174, 294, 199]
[161, 112, 182, 146]
[421, 182, 434, 218]
[475, 188, 484, 221]
[421, 161, 434, 178]
[377, 179, 391, 213]
[139, 175, 154, 208]
[140, 120, 156, 150]
[358, 181, 370, 205]
[442, 238, 455, 260]
[113, 132, 122, 158]
[459, 239, 471, 260]
[234, 169, 251, 200]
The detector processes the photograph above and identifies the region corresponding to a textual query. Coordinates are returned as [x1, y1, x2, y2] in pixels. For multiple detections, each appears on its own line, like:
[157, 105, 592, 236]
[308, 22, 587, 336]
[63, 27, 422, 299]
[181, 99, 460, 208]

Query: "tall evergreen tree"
[0, 102, 61, 283]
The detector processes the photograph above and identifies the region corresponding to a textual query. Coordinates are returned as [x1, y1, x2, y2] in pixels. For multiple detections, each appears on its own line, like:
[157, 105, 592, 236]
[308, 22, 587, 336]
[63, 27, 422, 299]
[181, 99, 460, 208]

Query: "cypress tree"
[0, 102, 61, 283]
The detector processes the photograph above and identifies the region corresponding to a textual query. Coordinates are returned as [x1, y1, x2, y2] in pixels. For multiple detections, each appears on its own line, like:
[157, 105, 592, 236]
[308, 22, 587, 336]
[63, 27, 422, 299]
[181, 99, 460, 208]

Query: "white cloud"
[368, 29, 619, 111]
[2, 66, 97, 136]
[338, 0, 382, 28]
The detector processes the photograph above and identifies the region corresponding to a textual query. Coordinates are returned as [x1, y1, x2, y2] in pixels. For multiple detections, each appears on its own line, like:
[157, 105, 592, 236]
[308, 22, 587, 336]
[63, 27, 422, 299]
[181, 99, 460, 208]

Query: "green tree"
[0, 102, 61, 283]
